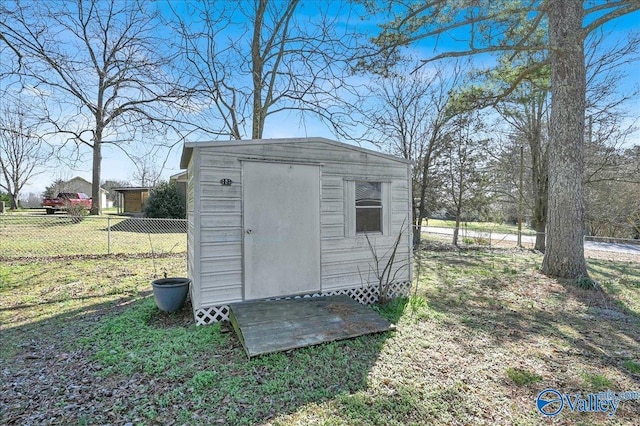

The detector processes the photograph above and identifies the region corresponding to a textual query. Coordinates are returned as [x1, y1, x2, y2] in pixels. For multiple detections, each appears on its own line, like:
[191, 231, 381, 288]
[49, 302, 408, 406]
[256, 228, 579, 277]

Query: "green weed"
[621, 360, 640, 374]
[581, 372, 612, 389]
[84, 298, 226, 378]
[506, 367, 542, 386]
[575, 276, 601, 290]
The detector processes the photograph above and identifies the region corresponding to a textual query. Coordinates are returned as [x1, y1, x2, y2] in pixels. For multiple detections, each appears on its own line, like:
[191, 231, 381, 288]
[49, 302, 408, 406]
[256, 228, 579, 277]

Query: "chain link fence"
[420, 223, 640, 255]
[0, 214, 186, 259]
[420, 224, 539, 249]
[3, 214, 637, 260]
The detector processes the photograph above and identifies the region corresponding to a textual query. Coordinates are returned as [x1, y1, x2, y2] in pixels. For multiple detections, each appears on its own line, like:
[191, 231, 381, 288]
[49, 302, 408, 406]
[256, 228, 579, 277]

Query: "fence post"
[107, 216, 111, 255]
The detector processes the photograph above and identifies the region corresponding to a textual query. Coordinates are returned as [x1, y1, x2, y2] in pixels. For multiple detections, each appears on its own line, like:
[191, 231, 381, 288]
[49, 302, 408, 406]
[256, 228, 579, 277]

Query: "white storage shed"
[180, 137, 413, 325]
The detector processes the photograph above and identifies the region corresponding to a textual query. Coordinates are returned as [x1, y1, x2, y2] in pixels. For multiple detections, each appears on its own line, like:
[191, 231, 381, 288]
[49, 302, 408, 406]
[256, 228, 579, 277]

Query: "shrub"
[144, 182, 186, 219]
[474, 237, 490, 245]
[576, 276, 601, 290]
[66, 203, 87, 223]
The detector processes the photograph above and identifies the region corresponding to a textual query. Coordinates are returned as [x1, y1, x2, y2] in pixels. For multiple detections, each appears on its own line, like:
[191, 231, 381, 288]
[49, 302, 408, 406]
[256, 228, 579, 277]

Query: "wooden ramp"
[229, 295, 394, 357]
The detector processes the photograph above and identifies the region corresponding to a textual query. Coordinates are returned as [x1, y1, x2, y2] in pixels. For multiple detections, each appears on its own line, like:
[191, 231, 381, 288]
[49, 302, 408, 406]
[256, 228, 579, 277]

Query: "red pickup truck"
[42, 192, 92, 214]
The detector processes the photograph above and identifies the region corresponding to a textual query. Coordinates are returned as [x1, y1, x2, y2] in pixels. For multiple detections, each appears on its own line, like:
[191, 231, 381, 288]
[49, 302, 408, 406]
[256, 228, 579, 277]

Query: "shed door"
[243, 161, 321, 300]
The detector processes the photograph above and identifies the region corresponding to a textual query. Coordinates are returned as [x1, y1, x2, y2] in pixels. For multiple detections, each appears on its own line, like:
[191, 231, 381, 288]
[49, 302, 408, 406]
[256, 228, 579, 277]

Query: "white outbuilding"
[180, 137, 412, 325]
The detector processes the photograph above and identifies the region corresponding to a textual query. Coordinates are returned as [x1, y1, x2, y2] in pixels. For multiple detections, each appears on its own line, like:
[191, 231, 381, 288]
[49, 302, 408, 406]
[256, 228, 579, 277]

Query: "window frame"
[355, 181, 383, 233]
[344, 179, 391, 237]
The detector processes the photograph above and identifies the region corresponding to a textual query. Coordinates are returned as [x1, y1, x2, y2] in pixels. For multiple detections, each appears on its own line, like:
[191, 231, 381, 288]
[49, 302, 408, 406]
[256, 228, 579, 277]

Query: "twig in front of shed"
[364, 218, 409, 304]
[409, 243, 425, 318]
[148, 231, 159, 279]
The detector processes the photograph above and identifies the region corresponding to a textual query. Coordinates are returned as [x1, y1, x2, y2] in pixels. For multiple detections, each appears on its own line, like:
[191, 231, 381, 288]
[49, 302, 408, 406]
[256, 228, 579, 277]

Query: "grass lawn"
[425, 218, 538, 236]
[1, 249, 639, 424]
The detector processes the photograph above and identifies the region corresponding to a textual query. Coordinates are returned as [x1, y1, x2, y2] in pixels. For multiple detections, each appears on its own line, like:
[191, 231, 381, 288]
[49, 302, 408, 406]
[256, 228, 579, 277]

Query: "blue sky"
[16, 1, 640, 198]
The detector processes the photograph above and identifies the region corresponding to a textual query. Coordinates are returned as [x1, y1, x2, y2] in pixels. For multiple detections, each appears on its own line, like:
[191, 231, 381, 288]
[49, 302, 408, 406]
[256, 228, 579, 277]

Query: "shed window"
[356, 181, 382, 233]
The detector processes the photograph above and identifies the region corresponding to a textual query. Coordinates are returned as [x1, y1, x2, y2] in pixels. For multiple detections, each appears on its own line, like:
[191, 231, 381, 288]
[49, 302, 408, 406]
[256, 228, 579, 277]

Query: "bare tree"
[101, 178, 130, 208]
[584, 30, 640, 187]
[1, 0, 183, 215]
[457, 28, 638, 253]
[440, 113, 491, 246]
[0, 101, 47, 209]
[585, 178, 640, 238]
[356, 61, 464, 246]
[130, 155, 161, 188]
[18, 192, 43, 209]
[168, 0, 361, 140]
[43, 178, 70, 199]
[484, 60, 551, 252]
[367, 1, 640, 278]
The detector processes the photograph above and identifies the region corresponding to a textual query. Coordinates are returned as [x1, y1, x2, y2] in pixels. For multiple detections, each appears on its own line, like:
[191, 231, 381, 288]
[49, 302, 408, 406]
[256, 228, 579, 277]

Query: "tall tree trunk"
[534, 216, 546, 251]
[9, 193, 18, 210]
[90, 141, 102, 216]
[251, 0, 267, 139]
[532, 147, 548, 252]
[414, 145, 437, 247]
[412, 197, 421, 247]
[453, 210, 461, 246]
[414, 164, 430, 246]
[541, 1, 588, 278]
[453, 191, 463, 246]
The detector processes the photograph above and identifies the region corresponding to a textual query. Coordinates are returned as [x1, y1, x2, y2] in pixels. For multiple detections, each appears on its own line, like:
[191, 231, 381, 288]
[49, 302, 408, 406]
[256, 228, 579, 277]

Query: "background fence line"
[419, 223, 640, 255]
[1, 214, 638, 259]
[0, 215, 187, 258]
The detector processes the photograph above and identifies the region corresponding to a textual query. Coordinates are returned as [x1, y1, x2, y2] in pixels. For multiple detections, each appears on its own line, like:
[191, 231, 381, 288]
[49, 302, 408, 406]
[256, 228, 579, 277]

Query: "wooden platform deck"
[229, 295, 394, 357]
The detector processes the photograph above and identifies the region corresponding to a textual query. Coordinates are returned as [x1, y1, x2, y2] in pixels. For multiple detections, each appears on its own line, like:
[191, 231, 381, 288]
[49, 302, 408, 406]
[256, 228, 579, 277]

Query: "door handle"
[246, 229, 253, 234]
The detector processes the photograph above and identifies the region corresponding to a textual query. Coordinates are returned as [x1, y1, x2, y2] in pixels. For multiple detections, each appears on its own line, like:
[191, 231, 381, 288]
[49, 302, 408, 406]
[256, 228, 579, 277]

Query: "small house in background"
[180, 137, 413, 325]
[111, 187, 151, 215]
[63, 176, 110, 209]
[169, 171, 187, 200]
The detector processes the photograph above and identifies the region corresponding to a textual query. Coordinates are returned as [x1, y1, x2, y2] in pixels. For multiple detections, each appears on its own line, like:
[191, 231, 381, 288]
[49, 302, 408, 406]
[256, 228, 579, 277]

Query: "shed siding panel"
[200, 256, 242, 274]
[201, 242, 242, 258]
[187, 153, 202, 310]
[190, 140, 411, 309]
[197, 153, 244, 308]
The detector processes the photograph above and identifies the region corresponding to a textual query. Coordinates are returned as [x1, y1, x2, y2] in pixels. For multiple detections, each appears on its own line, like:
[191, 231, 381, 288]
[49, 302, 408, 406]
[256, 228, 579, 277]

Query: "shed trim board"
[238, 157, 325, 167]
[183, 137, 412, 323]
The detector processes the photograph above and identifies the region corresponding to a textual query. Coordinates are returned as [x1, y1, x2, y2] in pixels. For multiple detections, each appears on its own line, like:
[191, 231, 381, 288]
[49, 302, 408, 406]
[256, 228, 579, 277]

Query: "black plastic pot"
[151, 277, 190, 312]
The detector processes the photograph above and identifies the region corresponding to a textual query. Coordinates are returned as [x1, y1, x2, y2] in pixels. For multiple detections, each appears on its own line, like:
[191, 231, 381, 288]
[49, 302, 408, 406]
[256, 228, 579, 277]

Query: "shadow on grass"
[0, 292, 139, 312]
[1, 290, 396, 425]
[107, 217, 187, 234]
[419, 250, 640, 386]
[328, 381, 479, 425]
[0, 214, 86, 227]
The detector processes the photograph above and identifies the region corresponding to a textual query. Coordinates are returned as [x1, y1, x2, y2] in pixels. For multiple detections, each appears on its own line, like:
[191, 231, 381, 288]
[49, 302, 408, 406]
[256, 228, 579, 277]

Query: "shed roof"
[169, 171, 187, 182]
[179, 137, 410, 169]
[111, 187, 152, 193]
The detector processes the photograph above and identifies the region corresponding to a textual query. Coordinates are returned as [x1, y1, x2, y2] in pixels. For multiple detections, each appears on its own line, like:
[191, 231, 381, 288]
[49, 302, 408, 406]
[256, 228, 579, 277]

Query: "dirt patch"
[325, 302, 357, 317]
